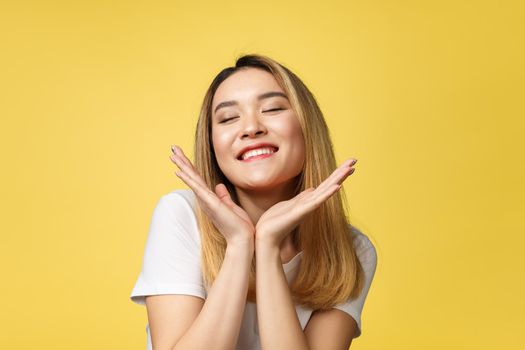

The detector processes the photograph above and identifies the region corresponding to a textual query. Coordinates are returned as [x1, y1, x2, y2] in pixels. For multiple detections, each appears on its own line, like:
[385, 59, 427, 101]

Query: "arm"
[254, 240, 360, 350]
[305, 231, 378, 348]
[148, 145, 258, 350]
[167, 239, 253, 350]
[255, 241, 310, 350]
[304, 308, 358, 349]
[254, 159, 357, 349]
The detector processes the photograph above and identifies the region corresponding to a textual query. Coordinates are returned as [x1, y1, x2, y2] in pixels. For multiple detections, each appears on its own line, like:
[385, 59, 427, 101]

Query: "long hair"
[193, 53, 365, 310]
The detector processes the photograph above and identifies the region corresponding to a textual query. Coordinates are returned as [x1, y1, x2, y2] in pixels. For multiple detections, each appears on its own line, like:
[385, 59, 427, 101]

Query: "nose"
[240, 112, 267, 139]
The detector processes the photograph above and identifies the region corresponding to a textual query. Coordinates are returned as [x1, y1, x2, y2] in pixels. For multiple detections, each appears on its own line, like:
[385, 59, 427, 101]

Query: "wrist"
[255, 239, 281, 264]
[227, 236, 255, 253]
[255, 235, 280, 250]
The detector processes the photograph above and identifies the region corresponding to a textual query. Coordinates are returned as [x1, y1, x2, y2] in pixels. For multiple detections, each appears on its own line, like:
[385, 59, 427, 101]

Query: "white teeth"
[241, 147, 276, 160]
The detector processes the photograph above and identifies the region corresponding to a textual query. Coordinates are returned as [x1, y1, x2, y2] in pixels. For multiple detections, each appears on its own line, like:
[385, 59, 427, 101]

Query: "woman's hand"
[255, 158, 357, 248]
[169, 145, 255, 246]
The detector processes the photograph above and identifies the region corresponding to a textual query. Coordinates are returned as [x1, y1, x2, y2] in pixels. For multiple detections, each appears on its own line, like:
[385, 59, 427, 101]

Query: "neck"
[234, 178, 298, 225]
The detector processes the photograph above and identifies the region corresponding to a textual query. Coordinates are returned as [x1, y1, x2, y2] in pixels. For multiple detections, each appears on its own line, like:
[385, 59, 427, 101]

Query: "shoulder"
[154, 189, 198, 222]
[158, 189, 197, 211]
[151, 189, 200, 243]
[348, 224, 378, 268]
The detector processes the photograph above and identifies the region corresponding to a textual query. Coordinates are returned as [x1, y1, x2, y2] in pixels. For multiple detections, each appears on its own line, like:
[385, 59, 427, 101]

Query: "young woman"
[130, 54, 378, 350]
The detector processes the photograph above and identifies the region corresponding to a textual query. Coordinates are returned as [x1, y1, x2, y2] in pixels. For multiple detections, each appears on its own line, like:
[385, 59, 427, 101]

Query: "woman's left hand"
[255, 158, 358, 247]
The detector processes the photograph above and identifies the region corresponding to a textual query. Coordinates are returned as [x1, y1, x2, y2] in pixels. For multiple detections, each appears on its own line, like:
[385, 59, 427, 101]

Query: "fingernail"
[351, 159, 357, 165]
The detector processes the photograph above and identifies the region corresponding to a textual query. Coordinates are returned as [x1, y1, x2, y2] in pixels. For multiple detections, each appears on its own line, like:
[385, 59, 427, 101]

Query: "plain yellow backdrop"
[1, 0, 523, 349]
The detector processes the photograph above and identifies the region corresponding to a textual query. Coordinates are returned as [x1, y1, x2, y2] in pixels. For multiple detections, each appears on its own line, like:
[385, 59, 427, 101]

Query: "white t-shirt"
[130, 189, 377, 349]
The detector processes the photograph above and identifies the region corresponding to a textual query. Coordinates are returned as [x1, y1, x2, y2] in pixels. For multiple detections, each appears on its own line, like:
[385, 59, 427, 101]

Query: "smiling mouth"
[237, 147, 279, 161]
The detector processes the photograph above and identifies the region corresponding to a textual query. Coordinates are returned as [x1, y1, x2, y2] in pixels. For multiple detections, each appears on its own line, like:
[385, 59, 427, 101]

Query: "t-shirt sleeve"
[130, 191, 206, 306]
[332, 226, 378, 338]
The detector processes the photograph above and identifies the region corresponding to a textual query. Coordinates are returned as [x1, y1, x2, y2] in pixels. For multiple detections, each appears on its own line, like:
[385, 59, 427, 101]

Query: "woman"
[130, 54, 378, 350]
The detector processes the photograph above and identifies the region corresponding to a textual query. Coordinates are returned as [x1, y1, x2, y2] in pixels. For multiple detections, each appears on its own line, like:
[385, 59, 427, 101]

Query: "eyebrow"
[213, 91, 288, 114]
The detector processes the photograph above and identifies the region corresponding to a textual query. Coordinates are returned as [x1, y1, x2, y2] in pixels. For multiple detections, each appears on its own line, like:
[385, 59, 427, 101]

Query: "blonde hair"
[193, 54, 365, 310]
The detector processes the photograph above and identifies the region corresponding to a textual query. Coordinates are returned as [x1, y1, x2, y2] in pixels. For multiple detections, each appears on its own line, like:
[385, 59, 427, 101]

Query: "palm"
[170, 145, 255, 242]
[256, 158, 357, 246]
[214, 183, 254, 229]
[256, 197, 304, 242]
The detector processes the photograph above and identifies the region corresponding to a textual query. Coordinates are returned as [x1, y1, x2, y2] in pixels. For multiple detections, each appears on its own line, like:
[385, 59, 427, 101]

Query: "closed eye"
[263, 108, 283, 113]
[218, 108, 284, 124]
[219, 116, 239, 124]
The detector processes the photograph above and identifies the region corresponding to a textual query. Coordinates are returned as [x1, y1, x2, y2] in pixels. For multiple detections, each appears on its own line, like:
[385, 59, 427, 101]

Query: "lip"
[239, 152, 276, 162]
[236, 142, 279, 160]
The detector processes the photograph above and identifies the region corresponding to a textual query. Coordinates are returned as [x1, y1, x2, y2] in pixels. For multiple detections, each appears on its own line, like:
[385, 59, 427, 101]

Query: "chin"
[236, 182, 276, 192]
[240, 176, 296, 192]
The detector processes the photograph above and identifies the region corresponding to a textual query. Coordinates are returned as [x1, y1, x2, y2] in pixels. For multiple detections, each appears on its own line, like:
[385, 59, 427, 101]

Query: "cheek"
[284, 119, 306, 166]
[291, 123, 305, 146]
[211, 128, 235, 162]
[279, 116, 305, 150]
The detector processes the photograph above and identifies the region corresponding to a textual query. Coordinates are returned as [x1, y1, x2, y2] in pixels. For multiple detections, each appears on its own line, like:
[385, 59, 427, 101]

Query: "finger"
[171, 156, 221, 210]
[316, 160, 353, 190]
[302, 160, 356, 209]
[296, 183, 342, 215]
[171, 145, 196, 170]
[215, 184, 254, 226]
[175, 172, 230, 220]
[170, 152, 209, 189]
[174, 168, 216, 202]
[170, 146, 211, 190]
[316, 159, 356, 193]
[216, 184, 242, 213]
[175, 161, 213, 204]
[314, 168, 353, 201]
[329, 159, 356, 186]
[215, 183, 234, 206]
[295, 187, 315, 199]
[170, 157, 234, 220]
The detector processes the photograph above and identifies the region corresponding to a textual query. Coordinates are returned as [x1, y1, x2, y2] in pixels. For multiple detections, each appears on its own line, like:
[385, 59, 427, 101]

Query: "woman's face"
[211, 68, 306, 192]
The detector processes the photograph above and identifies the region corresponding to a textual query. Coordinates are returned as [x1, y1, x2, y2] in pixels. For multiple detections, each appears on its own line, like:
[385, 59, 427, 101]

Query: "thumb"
[215, 183, 236, 207]
[216, 183, 254, 228]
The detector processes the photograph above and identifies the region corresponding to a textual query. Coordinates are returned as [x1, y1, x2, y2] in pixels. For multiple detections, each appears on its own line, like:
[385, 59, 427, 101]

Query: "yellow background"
[1, 0, 523, 349]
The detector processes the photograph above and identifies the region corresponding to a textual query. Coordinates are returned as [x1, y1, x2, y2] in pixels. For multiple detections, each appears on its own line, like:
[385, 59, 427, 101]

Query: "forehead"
[212, 68, 283, 108]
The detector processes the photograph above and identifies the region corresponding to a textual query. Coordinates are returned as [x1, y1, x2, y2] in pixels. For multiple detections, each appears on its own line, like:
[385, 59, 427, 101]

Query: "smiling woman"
[130, 54, 377, 350]
[211, 68, 306, 197]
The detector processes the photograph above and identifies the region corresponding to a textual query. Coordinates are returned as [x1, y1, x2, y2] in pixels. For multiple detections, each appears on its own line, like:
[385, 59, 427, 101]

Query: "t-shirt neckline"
[283, 250, 303, 274]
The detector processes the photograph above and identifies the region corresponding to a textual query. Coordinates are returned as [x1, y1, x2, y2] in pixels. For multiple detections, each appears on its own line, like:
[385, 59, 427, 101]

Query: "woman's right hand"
[169, 145, 255, 247]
